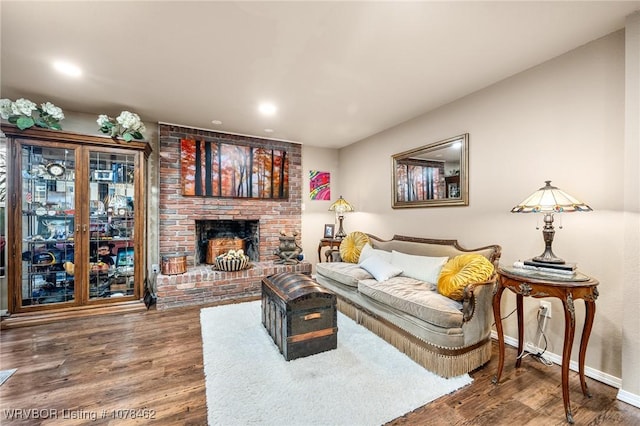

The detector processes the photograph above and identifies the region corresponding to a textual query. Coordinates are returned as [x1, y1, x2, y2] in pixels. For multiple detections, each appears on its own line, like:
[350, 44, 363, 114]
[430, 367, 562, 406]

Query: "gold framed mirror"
[392, 133, 469, 208]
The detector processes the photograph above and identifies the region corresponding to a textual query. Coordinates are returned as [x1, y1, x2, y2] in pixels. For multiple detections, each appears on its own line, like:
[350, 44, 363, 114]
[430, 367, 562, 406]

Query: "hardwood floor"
[1, 302, 639, 425]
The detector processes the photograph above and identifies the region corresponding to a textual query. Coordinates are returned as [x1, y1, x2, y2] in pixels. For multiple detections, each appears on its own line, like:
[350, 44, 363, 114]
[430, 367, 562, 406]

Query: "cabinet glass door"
[87, 150, 136, 300]
[20, 144, 76, 306]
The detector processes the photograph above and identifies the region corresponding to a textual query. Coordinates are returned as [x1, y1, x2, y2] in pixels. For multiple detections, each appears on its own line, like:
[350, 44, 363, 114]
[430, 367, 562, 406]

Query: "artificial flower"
[97, 111, 146, 141]
[0, 98, 64, 130]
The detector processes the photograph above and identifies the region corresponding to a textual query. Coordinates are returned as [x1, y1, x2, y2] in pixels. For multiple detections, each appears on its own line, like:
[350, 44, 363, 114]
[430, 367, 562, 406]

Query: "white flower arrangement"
[0, 98, 65, 130]
[97, 111, 146, 141]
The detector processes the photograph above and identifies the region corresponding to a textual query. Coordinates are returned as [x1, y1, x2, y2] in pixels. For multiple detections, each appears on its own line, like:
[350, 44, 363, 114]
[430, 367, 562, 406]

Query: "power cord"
[516, 306, 553, 365]
[492, 307, 517, 327]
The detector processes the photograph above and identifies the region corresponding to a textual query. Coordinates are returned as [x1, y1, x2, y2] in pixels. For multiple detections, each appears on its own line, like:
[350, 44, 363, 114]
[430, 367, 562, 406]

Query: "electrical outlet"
[151, 263, 159, 273]
[540, 301, 552, 318]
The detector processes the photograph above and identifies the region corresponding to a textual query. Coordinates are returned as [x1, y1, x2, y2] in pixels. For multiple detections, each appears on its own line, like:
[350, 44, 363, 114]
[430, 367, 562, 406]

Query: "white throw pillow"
[359, 256, 403, 282]
[358, 243, 392, 264]
[391, 250, 449, 285]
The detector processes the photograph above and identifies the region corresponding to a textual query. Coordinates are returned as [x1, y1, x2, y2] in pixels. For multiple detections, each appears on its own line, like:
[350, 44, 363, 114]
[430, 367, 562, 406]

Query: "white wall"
[331, 30, 633, 384]
[301, 146, 341, 274]
[620, 11, 640, 405]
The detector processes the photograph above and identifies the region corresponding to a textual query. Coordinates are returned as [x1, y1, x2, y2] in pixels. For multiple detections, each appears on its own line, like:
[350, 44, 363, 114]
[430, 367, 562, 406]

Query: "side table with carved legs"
[492, 267, 599, 424]
[317, 238, 341, 262]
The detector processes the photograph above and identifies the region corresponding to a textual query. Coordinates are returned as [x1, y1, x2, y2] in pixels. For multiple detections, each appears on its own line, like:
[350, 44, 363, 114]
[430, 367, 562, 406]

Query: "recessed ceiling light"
[53, 60, 82, 77]
[211, 120, 223, 125]
[258, 102, 277, 116]
[264, 128, 274, 133]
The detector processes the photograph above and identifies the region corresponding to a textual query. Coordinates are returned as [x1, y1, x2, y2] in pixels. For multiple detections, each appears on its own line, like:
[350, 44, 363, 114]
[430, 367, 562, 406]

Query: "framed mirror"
[392, 133, 468, 208]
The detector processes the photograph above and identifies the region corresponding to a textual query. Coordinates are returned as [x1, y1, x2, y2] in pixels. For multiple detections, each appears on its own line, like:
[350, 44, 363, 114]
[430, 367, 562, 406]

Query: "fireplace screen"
[181, 139, 289, 199]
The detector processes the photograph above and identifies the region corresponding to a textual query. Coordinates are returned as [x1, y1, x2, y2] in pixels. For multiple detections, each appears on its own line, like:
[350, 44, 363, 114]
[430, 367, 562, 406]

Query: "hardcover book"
[524, 259, 577, 271]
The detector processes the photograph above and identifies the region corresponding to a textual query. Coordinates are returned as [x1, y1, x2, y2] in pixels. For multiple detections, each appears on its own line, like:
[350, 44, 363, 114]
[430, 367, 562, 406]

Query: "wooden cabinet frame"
[3, 125, 150, 316]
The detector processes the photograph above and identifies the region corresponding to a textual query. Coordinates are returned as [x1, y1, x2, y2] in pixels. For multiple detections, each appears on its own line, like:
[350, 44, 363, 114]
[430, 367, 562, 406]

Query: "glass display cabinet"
[4, 126, 149, 314]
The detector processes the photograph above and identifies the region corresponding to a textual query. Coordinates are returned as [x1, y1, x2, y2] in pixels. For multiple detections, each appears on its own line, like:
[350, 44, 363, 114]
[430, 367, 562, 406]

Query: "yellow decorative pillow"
[339, 232, 371, 263]
[437, 254, 495, 301]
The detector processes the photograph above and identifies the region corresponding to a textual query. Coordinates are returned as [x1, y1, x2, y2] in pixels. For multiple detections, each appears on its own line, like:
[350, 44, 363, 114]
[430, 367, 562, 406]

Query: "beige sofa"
[315, 234, 501, 378]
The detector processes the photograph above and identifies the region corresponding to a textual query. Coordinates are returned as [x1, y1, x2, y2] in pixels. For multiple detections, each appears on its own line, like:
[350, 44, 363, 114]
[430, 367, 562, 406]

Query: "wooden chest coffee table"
[262, 272, 337, 360]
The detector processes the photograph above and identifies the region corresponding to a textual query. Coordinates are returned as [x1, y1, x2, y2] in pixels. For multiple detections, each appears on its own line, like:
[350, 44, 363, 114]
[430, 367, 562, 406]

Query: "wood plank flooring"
[1, 302, 639, 425]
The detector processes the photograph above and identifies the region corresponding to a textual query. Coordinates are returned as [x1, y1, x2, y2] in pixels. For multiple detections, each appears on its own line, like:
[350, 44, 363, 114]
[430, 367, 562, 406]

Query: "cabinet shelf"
[23, 238, 75, 244]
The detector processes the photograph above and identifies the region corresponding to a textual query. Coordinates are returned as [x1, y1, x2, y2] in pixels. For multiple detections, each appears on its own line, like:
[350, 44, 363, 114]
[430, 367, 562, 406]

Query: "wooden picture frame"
[323, 224, 335, 239]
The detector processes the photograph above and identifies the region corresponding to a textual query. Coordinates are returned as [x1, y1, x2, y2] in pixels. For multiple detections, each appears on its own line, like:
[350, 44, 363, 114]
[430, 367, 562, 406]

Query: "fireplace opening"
[196, 220, 260, 264]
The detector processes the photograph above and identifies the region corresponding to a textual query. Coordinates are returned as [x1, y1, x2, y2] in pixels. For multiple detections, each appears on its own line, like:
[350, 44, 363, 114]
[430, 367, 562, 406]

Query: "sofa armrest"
[324, 249, 342, 262]
[462, 274, 497, 323]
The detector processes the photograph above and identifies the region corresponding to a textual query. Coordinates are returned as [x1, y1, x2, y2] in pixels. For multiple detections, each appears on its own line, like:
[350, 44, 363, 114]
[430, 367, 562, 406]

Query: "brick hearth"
[157, 124, 306, 309]
[157, 262, 311, 309]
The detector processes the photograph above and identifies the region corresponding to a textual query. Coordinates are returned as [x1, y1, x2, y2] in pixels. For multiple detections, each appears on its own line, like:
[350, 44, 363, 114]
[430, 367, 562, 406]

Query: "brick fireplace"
[156, 124, 310, 309]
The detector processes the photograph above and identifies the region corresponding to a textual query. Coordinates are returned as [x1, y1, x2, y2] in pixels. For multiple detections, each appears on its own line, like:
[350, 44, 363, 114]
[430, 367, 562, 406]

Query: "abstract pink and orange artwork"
[309, 170, 330, 200]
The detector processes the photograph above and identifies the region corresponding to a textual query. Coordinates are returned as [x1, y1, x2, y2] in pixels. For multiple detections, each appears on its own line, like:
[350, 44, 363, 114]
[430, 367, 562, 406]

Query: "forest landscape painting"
[181, 139, 289, 198]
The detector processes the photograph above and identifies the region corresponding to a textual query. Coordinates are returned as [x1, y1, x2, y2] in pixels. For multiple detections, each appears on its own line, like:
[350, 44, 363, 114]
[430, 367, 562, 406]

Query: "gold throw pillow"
[437, 254, 495, 300]
[339, 232, 371, 263]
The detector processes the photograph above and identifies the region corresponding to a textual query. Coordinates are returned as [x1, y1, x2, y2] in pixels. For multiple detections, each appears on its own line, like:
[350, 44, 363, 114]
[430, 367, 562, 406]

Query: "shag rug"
[0, 369, 17, 386]
[200, 301, 472, 426]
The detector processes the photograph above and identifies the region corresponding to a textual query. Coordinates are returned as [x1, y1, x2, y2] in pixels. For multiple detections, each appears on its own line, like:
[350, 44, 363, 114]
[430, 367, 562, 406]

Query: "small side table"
[317, 238, 341, 262]
[492, 267, 599, 424]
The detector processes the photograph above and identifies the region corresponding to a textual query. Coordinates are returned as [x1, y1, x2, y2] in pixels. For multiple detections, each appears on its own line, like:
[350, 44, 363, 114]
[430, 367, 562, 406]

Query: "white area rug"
[201, 301, 472, 426]
[0, 369, 17, 386]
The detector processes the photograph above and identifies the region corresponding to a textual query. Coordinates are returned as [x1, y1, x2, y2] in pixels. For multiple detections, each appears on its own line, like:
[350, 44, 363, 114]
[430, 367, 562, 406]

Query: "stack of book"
[513, 259, 577, 276]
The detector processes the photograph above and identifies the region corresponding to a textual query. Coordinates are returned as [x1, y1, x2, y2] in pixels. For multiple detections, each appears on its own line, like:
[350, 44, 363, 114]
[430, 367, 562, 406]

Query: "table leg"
[515, 294, 524, 368]
[317, 243, 322, 263]
[579, 301, 596, 397]
[562, 297, 577, 424]
[492, 285, 506, 385]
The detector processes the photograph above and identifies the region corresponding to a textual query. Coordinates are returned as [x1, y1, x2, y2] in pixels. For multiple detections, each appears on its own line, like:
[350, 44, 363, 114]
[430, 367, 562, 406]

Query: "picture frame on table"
[323, 224, 335, 239]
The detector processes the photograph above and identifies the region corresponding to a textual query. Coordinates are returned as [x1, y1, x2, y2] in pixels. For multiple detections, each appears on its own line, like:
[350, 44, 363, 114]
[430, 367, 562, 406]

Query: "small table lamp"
[511, 181, 592, 264]
[329, 195, 354, 239]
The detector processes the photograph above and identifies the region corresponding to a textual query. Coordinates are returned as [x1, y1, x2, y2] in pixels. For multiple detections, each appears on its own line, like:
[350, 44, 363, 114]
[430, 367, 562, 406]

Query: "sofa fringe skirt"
[337, 298, 492, 378]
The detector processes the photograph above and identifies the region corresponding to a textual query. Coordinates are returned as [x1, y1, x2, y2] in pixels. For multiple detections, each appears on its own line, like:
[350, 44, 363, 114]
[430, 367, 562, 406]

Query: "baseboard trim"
[617, 389, 640, 409]
[492, 332, 640, 409]
[491, 332, 640, 408]
[491, 331, 622, 388]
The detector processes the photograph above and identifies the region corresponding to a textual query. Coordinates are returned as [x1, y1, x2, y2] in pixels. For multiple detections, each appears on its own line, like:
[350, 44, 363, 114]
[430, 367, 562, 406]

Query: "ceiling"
[1, 1, 638, 148]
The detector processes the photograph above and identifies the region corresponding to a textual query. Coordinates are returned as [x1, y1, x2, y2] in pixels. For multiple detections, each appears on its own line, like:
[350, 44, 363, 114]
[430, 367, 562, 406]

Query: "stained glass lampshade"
[511, 181, 592, 264]
[328, 196, 354, 239]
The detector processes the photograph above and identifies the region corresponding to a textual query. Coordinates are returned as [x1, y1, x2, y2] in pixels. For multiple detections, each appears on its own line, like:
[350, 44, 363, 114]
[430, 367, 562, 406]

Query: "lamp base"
[532, 253, 565, 265]
[534, 212, 565, 264]
[334, 215, 346, 239]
